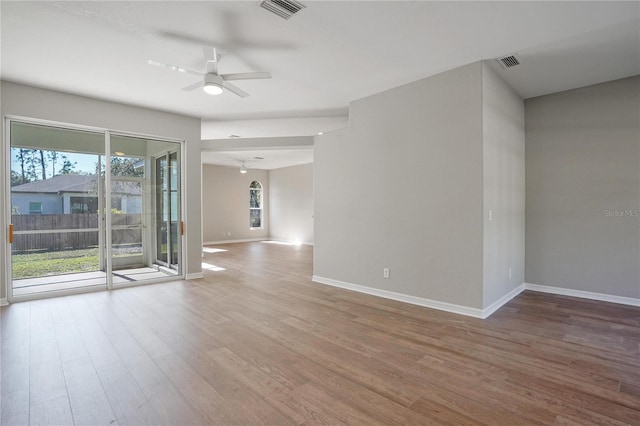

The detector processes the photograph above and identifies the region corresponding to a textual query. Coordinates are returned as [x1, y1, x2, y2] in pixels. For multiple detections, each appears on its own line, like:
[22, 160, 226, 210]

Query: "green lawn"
[11, 247, 141, 279]
[12, 248, 100, 279]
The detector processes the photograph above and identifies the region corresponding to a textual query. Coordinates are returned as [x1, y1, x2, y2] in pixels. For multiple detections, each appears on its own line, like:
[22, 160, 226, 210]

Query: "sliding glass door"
[155, 151, 180, 271]
[6, 118, 184, 300]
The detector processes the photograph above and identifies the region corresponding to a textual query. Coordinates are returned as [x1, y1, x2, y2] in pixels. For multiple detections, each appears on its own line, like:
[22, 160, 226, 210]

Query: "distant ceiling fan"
[148, 47, 271, 98]
[236, 156, 264, 173]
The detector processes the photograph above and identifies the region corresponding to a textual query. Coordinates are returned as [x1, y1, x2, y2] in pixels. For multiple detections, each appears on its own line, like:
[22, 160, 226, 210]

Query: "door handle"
[8, 224, 14, 244]
[180, 221, 184, 236]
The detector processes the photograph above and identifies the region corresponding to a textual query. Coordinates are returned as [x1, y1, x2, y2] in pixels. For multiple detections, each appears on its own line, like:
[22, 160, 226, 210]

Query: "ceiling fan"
[148, 47, 271, 98]
[236, 156, 264, 173]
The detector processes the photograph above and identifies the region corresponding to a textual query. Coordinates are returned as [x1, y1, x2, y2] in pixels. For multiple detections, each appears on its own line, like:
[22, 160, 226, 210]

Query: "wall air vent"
[496, 53, 522, 69]
[260, 0, 306, 20]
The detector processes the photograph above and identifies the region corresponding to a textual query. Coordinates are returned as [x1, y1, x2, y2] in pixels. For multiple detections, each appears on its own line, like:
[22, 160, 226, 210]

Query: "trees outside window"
[12, 148, 77, 184]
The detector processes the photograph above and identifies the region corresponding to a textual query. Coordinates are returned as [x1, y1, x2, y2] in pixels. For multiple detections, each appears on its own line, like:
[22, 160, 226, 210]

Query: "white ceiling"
[201, 148, 313, 170]
[201, 135, 314, 169]
[201, 115, 348, 140]
[2, 1, 639, 167]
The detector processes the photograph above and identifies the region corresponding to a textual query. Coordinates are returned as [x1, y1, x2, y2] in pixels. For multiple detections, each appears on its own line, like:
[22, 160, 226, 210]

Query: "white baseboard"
[482, 284, 525, 318]
[0, 298, 8, 306]
[203, 238, 265, 245]
[524, 283, 640, 307]
[312, 276, 640, 319]
[312, 275, 486, 318]
[185, 272, 204, 280]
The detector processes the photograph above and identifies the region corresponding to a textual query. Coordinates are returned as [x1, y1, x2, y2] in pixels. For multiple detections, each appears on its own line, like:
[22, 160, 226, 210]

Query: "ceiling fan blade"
[221, 72, 271, 81]
[181, 80, 204, 92]
[222, 81, 249, 98]
[147, 59, 202, 77]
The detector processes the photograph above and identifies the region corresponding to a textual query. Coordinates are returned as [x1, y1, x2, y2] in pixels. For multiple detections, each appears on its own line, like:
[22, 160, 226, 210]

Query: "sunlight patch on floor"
[202, 262, 226, 271]
[203, 247, 228, 254]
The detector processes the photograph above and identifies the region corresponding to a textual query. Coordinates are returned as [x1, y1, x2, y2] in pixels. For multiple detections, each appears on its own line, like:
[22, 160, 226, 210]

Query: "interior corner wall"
[202, 164, 269, 243]
[0, 81, 203, 301]
[268, 163, 314, 244]
[525, 76, 640, 299]
[314, 62, 485, 309]
[481, 63, 526, 308]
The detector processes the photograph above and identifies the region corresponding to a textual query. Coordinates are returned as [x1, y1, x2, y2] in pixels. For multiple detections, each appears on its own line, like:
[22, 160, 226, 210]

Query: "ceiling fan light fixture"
[203, 74, 224, 95]
[203, 82, 223, 95]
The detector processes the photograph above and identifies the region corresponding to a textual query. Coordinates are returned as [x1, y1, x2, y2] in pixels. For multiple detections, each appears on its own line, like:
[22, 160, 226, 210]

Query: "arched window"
[249, 181, 263, 229]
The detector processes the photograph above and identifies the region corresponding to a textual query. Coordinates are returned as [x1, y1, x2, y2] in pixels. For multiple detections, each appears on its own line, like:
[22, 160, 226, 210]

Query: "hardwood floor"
[2, 241, 639, 425]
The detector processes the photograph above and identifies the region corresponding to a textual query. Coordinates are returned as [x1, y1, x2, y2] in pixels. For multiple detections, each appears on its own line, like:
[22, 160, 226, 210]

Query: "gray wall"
[202, 164, 269, 243]
[481, 63, 526, 308]
[315, 62, 485, 308]
[525, 76, 640, 298]
[1, 81, 203, 300]
[269, 163, 314, 244]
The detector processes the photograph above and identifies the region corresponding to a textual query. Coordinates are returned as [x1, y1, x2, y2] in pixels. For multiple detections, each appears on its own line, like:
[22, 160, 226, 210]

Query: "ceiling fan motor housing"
[204, 74, 224, 86]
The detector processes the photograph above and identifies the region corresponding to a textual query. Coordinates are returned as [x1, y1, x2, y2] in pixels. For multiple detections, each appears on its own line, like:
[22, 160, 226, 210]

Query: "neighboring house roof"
[12, 174, 141, 195]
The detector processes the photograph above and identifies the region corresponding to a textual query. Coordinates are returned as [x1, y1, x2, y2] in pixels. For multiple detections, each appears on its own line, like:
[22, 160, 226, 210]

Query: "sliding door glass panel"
[169, 151, 180, 270]
[156, 155, 168, 266]
[109, 135, 145, 284]
[9, 122, 107, 296]
[153, 148, 181, 272]
[110, 135, 181, 285]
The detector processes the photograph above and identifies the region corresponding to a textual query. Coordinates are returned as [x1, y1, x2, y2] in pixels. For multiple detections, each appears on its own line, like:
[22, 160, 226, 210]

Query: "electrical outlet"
[383, 268, 390, 278]
[508, 267, 512, 279]
[489, 210, 493, 221]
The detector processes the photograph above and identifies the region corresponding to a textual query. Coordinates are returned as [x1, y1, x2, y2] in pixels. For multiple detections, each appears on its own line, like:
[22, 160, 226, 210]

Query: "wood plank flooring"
[2, 241, 639, 425]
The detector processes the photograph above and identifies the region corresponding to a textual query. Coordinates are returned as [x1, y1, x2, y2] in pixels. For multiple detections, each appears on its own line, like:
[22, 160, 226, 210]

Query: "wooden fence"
[11, 214, 143, 252]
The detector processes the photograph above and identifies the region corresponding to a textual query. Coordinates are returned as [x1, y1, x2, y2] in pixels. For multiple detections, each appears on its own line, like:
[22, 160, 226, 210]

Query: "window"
[70, 196, 99, 213]
[29, 202, 42, 214]
[249, 181, 263, 229]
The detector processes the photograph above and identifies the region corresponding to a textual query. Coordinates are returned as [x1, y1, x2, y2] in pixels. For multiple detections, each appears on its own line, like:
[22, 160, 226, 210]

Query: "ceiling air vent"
[496, 53, 522, 69]
[260, 0, 306, 20]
